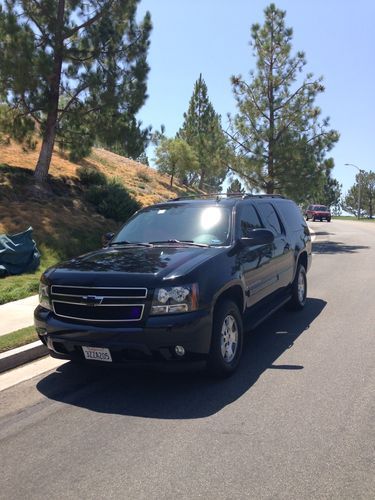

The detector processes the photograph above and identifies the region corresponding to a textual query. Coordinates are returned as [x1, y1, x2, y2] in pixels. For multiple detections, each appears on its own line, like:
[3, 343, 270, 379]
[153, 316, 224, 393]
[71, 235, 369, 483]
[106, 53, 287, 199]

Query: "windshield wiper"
[110, 241, 154, 247]
[148, 239, 210, 247]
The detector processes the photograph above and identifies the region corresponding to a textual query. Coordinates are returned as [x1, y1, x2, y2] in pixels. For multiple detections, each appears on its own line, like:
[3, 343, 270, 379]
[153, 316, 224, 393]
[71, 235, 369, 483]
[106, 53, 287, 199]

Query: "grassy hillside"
[0, 142, 201, 304]
[0, 142, 200, 206]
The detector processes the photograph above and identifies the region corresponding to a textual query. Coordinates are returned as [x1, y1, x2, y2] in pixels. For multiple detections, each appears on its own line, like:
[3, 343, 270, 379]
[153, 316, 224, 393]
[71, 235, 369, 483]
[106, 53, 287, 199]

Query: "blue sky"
[137, 0, 375, 196]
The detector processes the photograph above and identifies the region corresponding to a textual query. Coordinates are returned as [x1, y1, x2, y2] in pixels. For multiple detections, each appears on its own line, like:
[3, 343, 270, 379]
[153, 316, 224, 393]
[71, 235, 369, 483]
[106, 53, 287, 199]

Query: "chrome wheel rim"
[298, 270, 306, 304]
[220, 314, 238, 363]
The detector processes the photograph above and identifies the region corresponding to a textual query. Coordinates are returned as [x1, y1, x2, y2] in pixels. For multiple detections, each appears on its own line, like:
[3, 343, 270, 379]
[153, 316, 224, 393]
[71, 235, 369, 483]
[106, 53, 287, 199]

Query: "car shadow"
[311, 231, 335, 237]
[312, 240, 370, 254]
[37, 298, 326, 419]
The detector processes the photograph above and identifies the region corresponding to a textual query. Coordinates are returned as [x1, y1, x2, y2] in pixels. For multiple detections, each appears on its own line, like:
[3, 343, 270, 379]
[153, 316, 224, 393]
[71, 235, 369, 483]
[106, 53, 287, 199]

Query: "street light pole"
[345, 163, 363, 220]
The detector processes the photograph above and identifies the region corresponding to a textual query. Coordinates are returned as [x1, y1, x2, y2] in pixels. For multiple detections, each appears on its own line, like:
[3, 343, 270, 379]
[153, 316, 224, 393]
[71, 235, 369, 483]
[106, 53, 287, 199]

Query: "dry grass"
[0, 141, 203, 304]
[0, 142, 201, 206]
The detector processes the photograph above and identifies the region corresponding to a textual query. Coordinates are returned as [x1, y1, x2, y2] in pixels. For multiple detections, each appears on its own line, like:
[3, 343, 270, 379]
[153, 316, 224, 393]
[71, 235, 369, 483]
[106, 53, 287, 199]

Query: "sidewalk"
[0, 295, 38, 336]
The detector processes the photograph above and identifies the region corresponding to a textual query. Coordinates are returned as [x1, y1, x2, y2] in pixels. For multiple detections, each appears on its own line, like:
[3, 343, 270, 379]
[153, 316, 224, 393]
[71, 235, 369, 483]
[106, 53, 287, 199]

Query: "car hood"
[46, 245, 223, 286]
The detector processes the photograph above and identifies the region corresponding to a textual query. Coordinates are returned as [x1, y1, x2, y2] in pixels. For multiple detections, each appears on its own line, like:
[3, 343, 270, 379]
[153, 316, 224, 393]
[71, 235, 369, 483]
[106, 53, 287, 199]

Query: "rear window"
[312, 205, 328, 211]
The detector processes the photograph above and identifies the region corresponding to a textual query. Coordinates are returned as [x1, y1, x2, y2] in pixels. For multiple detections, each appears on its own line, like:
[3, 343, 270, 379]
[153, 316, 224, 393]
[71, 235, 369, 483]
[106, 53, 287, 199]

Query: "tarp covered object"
[0, 227, 40, 277]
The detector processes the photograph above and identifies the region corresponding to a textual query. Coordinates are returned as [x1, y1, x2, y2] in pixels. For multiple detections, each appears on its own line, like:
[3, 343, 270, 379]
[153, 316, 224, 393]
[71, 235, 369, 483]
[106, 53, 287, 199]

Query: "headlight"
[39, 280, 52, 311]
[151, 284, 199, 315]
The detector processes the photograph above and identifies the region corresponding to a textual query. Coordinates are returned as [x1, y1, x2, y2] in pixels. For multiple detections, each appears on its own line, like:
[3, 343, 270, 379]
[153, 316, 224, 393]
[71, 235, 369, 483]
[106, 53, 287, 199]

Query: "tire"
[327, 218, 331, 222]
[286, 264, 307, 311]
[320, 218, 323, 222]
[312, 216, 316, 222]
[207, 300, 243, 377]
[305, 215, 309, 221]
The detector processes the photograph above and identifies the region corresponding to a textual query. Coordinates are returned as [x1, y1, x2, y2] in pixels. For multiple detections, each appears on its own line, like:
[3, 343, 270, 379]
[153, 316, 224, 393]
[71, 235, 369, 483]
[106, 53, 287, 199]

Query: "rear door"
[255, 201, 294, 292]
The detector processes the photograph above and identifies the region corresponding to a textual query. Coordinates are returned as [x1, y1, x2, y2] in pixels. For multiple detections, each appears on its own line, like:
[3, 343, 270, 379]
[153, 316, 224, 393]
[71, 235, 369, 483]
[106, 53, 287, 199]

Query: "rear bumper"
[308, 212, 331, 219]
[34, 306, 212, 366]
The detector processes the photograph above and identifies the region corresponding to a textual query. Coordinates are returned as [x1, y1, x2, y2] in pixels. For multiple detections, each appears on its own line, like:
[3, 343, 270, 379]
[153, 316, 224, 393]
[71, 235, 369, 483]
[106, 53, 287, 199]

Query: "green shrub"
[85, 179, 141, 222]
[77, 165, 107, 186]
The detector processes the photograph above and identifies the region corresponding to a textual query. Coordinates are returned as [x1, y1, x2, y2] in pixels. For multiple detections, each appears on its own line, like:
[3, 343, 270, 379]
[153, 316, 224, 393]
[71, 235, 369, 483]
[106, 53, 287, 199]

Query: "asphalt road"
[0, 220, 374, 500]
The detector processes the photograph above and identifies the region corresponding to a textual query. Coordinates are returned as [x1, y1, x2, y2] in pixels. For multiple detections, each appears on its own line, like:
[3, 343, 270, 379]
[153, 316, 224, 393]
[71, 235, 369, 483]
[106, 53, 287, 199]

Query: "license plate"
[82, 346, 112, 362]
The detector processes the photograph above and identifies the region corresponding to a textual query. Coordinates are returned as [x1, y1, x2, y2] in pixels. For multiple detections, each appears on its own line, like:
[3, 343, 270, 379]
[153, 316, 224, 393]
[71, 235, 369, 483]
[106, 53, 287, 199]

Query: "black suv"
[35, 194, 312, 376]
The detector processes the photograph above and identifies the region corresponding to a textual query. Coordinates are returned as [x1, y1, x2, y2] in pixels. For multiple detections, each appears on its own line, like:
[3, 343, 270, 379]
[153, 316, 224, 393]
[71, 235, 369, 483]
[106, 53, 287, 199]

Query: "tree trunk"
[198, 167, 205, 190]
[34, 115, 58, 182]
[267, 19, 275, 195]
[34, 0, 65, 182]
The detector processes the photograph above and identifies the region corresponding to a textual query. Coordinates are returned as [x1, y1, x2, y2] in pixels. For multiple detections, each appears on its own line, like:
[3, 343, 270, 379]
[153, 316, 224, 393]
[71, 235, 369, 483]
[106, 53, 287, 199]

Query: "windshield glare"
[112, 204, 232, 246]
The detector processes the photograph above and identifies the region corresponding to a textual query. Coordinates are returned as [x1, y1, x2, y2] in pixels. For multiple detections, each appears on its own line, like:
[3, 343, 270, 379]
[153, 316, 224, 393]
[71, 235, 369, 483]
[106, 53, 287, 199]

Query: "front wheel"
[286, 264, 307, 311]
[207, 300, 243, 377]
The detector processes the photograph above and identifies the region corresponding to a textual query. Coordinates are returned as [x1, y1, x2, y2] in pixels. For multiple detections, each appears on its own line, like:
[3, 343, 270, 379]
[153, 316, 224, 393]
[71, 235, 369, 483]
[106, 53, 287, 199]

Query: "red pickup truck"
[305, 204, 331, 222]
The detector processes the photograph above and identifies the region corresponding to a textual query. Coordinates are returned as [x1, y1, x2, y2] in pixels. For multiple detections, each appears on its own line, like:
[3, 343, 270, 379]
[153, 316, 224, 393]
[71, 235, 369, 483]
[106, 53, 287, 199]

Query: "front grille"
[51, 285, 147, 298]
[51, 285, 147, 322]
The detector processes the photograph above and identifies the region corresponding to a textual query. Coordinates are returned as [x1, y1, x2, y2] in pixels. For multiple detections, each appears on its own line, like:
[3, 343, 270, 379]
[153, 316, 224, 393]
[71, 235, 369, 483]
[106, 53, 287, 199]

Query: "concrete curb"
[0, 341, 48, 374]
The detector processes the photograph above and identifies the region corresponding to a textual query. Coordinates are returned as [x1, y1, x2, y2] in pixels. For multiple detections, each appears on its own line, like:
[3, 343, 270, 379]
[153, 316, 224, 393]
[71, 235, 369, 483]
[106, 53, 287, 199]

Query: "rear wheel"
[312, 216, 316, 222]
[207, 300, 243, 377]
[286, 264, 307, 311]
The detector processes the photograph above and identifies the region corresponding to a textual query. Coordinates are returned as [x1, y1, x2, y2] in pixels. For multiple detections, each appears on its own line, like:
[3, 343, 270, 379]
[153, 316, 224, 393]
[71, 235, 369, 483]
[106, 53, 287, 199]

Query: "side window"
[237, 204, 262, 237]
[276, 200, 305, 231]
[256, 203, 282, 235]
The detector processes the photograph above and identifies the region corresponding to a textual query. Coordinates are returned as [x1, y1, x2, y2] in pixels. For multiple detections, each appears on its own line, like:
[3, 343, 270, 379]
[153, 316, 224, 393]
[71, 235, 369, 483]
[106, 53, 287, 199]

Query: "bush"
[77, 165, 107, 186]
[137, 167, 152, 183]
[85, 178, 141, 222]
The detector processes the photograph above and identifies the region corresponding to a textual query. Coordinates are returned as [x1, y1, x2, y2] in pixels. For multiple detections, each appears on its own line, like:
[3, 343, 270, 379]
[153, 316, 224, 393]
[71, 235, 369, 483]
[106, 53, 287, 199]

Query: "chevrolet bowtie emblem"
[81, 295, 104, 306]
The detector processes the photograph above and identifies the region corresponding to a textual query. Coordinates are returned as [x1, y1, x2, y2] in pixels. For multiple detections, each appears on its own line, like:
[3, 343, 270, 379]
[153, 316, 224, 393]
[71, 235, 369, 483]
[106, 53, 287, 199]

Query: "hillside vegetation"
[0, 142, 201, 304]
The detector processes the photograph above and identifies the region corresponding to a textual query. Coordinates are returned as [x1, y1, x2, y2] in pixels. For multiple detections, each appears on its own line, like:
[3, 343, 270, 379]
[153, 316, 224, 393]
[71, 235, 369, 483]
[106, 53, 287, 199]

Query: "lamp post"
[345, 163, 363, 219]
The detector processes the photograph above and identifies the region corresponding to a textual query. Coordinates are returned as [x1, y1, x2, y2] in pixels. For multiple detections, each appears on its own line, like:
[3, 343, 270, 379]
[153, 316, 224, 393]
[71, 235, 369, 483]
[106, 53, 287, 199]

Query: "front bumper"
[34, 306, 212, 366]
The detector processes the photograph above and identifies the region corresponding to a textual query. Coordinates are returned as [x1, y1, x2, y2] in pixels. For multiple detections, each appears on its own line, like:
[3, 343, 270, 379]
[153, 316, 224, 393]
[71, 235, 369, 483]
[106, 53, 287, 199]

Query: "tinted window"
[237, 204, 262, 237]
[256, 203, 282, 235]
[276, 200, 305, 231]
[112, 204, 231, 246]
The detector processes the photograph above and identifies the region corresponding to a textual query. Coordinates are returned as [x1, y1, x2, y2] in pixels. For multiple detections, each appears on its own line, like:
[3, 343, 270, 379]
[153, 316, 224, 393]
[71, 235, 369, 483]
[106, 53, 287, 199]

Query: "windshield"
[112, 204, 232, 246]
[313, 205, 329, 211]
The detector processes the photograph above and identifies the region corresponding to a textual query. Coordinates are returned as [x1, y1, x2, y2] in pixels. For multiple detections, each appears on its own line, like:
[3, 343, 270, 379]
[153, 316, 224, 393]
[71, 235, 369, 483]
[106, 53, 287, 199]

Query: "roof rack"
[168, 193, 285, 202]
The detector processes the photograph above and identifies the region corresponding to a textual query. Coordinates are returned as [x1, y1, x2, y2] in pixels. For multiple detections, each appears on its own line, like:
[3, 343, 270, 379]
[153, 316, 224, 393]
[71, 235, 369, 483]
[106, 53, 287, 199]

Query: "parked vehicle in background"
[305, 204, 331, 222]
[35, 194, 312, 377]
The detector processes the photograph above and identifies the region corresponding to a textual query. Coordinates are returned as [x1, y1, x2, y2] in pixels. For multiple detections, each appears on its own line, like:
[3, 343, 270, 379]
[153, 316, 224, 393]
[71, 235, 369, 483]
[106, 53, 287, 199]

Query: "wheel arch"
[298, 250, 308, 271]
[212, 283, 245, 316]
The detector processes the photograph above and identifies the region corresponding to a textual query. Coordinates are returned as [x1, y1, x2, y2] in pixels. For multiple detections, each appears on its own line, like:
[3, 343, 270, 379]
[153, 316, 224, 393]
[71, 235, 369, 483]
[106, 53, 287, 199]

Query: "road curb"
[0, 341, 48, 374]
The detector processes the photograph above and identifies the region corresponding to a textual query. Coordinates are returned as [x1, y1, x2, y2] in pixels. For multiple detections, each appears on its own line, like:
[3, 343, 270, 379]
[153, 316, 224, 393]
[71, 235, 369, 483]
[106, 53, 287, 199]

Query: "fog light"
[174, 345, 185, 357]
[36, 327, 47, 335]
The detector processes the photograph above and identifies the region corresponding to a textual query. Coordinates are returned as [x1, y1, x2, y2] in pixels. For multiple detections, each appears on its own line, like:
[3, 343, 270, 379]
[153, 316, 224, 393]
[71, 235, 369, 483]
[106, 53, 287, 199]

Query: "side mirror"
[102, 232, 115, 247]
[240, 228, 274, 247]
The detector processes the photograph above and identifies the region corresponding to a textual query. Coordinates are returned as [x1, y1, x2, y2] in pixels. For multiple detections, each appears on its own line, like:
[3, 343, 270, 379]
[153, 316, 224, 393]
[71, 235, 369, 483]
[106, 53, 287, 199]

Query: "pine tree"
[0, 0, 151, 181]
[229, 3, 339, 200]
[319, 158, 342, 211]
[178, 74, 228, 191]
[344, 171, 375, 218]
[227, 179, 245, 194]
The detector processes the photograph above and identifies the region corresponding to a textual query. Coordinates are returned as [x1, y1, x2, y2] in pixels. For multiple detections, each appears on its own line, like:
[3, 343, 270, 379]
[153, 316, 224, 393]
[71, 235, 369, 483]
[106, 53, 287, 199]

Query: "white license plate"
[82, 346, 112, 362]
